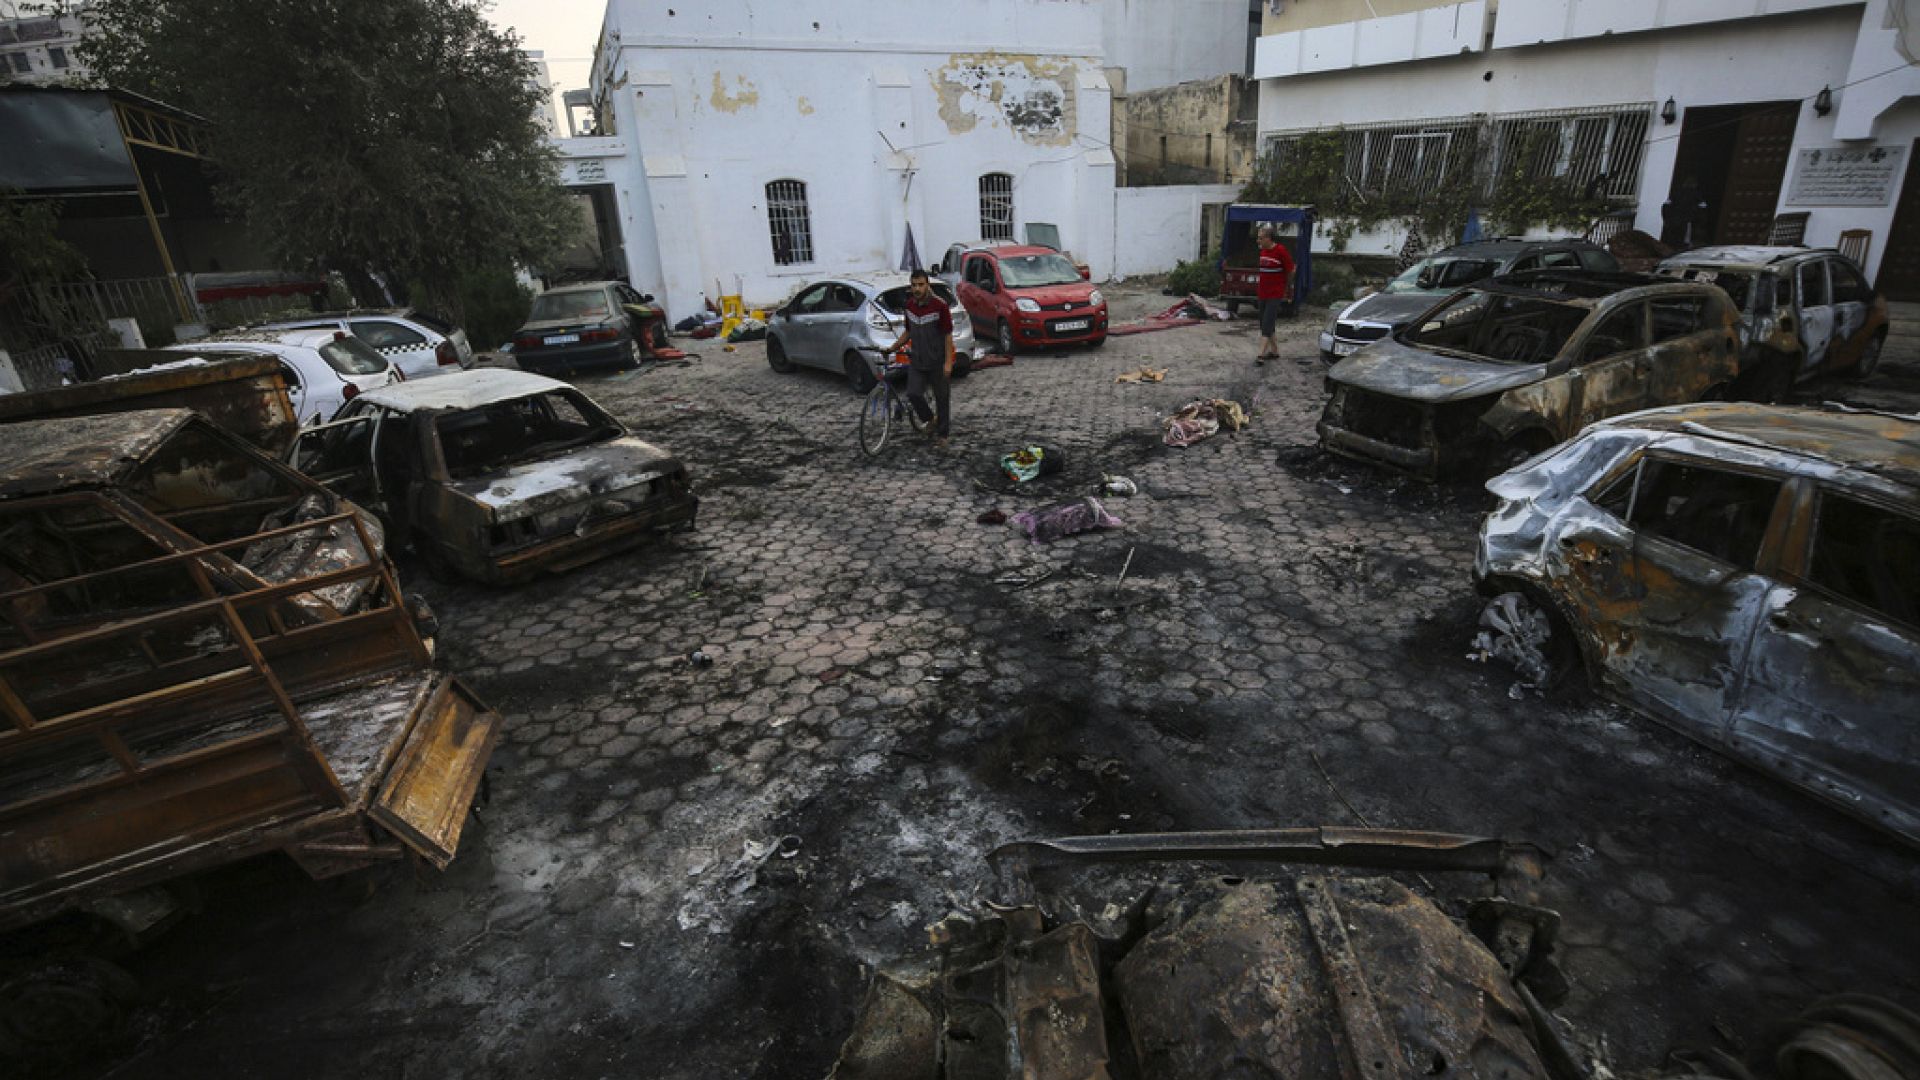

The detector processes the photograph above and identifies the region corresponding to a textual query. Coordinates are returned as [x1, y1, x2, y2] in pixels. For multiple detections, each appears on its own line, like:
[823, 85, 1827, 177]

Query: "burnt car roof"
[0, 408, 199, 499]
[1656, 245, 1832, 271]
[1604, 403, 1920, 487]
[1431, 238, 1599, 258]
[356, 369, 571, 413]
[1479, 270, 1702, 302]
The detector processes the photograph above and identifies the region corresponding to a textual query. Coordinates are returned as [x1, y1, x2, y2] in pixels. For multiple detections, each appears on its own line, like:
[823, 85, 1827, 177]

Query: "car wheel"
[843, 350, 877, 394]
[625, 338, 644, 369]
[1850, 331, 1886, 378]
[767, 335, 794, 373]
[1475, 589, 1583, 698]
[996, 320, 1014, 356]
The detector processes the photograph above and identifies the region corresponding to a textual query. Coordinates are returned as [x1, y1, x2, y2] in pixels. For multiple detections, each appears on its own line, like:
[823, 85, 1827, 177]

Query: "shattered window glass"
[435, 391, 619, 477]
[1579, 304, 1646, 364]
[1409, 291, 1586, 365]
[1808, 494, 1920, 627]
[1650, 298, 1708, 344]
[1627, 459, 1782, 569]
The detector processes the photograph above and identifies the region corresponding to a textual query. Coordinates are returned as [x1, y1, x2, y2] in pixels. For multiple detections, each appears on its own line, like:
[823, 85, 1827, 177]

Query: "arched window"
[979, 173, 1014, 241]
[766, 179, 813, 265]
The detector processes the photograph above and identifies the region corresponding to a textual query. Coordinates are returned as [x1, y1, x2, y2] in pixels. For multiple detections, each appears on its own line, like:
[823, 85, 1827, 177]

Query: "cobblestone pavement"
[98, 284, 1920, 1078]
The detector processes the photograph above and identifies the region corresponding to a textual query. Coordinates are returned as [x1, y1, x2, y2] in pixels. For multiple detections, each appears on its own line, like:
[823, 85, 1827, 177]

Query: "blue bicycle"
[856, 347, 930, 457]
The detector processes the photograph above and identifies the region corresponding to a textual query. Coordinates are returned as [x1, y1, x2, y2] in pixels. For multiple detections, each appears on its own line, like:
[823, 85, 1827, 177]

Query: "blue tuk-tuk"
[1218, 204, 1314, 317]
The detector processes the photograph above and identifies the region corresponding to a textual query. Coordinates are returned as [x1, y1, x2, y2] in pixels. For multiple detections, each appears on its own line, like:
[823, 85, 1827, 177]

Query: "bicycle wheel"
[858, 384, 894, 456]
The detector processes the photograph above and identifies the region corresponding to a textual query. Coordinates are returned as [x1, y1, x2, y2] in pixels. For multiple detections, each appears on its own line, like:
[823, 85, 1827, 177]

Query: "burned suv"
[1656, 246, 1889, 400]
[1474, 403, 1920, 846]
[1318, 271, 1740, 479]
[290, 369, 697, 583]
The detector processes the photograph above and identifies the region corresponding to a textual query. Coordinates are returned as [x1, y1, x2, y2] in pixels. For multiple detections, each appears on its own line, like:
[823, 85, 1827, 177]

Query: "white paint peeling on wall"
[934, 53, 1076, 146]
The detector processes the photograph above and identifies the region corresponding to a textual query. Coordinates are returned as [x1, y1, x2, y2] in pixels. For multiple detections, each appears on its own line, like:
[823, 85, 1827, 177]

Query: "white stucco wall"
[1113, 183, 1243, 276]
[1103, 0, 1252, 92]
[1255, 4, 1920, 281]
[592, 0, 1122, 315]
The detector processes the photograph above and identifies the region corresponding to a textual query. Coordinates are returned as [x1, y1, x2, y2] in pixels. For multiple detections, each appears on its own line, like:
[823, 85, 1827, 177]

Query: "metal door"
[1793, 259, 1835, 373]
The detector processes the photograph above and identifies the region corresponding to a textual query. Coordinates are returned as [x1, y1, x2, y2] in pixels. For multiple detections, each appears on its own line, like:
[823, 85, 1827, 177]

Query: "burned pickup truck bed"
[0, 410, 499, 934]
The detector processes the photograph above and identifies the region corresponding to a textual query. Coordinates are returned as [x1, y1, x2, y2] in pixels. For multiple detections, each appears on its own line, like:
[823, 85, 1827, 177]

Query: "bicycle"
[855, 346, 931, 457]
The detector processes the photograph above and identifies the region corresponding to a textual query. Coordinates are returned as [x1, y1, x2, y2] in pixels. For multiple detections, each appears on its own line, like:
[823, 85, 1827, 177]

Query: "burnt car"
[1656, 246, 1889, 400]
[1320, 238, 1618, 362]
[288, 369, 697, 584]
[1318, 271, 1742, 480]
[1474, 402, 1920, 846]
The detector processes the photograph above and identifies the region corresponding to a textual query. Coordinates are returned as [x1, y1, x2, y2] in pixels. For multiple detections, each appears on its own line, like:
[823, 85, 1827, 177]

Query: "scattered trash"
[726, 318, 767, 343]
[977, 508, 1008, 525]
[1012, 497, 1123, 543]
[1116, 545, 1136, 584]
[1100, 474, 1137, 497]
[722, 344, 736, 352]
[1468, 592, 1553, 688]
[673, 315, 703, 332]
[972, 353, 1014, 371]
[1109, 294, 1228, 337]
[1115, 367, 1167, 384]
[1163, 399, 1250, 447]
[689, 650, 714, 669]
[994, 566, 1057, 590]
[619, 940, 636, 949]
[1000, 443, 1067, 483]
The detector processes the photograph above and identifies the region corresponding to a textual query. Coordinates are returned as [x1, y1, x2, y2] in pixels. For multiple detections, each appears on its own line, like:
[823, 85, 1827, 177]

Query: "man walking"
[1255, 225, 1295, 364]
[889, 268, 956, 445]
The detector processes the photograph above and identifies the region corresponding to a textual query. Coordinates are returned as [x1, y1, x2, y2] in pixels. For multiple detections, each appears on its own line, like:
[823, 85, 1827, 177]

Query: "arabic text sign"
[1786, 145, 1906, 207]
[562, 157, 610, 186]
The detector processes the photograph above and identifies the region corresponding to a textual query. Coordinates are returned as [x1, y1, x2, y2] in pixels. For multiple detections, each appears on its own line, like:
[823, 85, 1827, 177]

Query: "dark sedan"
[511, 281, 664, 376]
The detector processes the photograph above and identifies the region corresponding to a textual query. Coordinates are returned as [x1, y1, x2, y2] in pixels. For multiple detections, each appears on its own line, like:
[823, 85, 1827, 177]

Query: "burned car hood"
[1329, 337, 1545, 404]
[451, 437, 683, 522]
[1342, 290, 1442, 327]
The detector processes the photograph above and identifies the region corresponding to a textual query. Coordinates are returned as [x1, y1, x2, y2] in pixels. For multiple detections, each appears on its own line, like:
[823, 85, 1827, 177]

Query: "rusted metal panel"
[369, 677, 499, 870]
[0, 357, 298, 454]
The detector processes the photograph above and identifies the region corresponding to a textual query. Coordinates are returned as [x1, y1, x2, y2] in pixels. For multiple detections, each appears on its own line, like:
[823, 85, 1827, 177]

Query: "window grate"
[766, 179, 813, 266]
[979, 173, 1014, 241]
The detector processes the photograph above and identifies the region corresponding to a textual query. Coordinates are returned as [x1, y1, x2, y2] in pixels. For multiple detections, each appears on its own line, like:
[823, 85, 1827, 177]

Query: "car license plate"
[1055, 319, 1089, 332]
[1332, 341, 1359, 356]
[544, 333, 580, 345]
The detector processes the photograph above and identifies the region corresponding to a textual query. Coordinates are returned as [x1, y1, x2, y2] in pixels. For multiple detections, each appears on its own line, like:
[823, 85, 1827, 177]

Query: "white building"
[0, 2, 89, 85]
[1253, 0, 1920, 298]
[573, 0, 1259, 316]
[523, 49, 558, 136]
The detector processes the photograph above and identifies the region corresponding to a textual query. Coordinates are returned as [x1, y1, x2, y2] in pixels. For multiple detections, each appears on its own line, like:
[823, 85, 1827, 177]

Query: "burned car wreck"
[1318, 272, 1742, 480]
[1474, 403, 1920, 846]
[289, 369, 698, 584]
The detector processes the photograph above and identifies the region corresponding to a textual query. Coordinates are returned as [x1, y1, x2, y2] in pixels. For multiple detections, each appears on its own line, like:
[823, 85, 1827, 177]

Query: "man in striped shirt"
[1255, 225, 1295, 365]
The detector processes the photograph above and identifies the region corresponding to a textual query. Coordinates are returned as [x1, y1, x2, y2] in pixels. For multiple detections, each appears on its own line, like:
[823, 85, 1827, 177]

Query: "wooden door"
[1716, 106, 1799, 244]
[1877, 140, 1920, 300]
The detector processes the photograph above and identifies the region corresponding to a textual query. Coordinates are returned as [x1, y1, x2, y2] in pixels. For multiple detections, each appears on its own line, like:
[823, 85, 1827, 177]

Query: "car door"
[1561, 454, 1786, 732]
[276, 358, 312, 425]
[1823, 257, 1876, 371]
[1643, 293, 1738, 407]
[961, 254, 1000, 326]
[778, 282, 833, 367]
[1792, 259, 1835, 375]
[350, 318, 435, 379]
[1565, 301, 1649, 431]
[287, 406, 377, 507]
[1727, 485, 1920, 837]
[817, 283, 865, 359]
[938, 245, 967, 291]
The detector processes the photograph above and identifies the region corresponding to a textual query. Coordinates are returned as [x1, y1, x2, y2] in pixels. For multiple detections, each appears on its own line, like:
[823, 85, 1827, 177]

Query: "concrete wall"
[1113, 183, 1242, 276]
[1255, 2, 1490, 80]
[1261, 0, 1463, 36]
[1102, 0, 1253, 92]
[593, 0, 1121, 314]
[1255, 4, 1920, 281]
[1124, 74, 1257, 186]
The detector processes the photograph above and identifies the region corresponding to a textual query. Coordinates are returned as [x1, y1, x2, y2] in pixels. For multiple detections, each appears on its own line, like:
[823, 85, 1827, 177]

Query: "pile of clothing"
[1162, 399, 1249, 448]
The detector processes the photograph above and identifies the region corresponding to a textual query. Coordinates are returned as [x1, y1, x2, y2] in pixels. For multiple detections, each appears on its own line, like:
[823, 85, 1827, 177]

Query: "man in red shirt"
[887, 268, 956, 444]
[1255, 225, 1295, 364]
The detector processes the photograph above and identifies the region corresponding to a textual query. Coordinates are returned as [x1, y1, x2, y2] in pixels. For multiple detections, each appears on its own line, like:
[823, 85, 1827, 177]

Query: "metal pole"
[114, 104, 195, 324]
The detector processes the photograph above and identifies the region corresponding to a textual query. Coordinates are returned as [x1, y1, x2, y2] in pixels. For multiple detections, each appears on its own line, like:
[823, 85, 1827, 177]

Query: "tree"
[80, 0, 578, 320]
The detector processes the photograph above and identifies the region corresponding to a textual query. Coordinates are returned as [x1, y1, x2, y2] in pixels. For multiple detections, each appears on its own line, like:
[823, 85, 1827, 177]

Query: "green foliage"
[80, 0, 580, 323]
[0, 191, 87, 288]
[1243, 126, 1610, 255]
[1165, 258, 1221, 297]
[425, 265, 534, 350]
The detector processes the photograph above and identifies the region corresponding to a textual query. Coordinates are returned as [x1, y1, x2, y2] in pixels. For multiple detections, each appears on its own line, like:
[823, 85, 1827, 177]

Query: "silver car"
[766, 273, 978, 392]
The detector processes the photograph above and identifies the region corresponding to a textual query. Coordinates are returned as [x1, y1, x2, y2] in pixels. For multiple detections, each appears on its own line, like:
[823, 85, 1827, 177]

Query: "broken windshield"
[434, 390, 622, 477]
[997, 253, 1082, 287]
[1405, 290, 1590, 365]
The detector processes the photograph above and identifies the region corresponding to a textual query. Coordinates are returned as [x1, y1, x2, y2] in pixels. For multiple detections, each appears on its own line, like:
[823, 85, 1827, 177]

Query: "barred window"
[1491, 106, 1651, 202]
[766, 179, 813, 266]
[979, 173, 1014, 241]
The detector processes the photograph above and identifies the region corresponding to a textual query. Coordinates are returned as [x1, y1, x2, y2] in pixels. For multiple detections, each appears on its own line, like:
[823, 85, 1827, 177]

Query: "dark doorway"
[1877, 139, 1920, 300]
[551, 183, 625, 285]
[1664, 101, 1799, 247]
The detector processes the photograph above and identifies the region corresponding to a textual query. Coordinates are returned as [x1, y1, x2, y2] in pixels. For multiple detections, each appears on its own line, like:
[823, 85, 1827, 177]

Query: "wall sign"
[563, 158, 610, 186]
[1785, 145, 1906, 207]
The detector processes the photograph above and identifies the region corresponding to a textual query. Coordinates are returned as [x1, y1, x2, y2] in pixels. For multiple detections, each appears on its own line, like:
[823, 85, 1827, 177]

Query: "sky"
[483, 0, 605, 132]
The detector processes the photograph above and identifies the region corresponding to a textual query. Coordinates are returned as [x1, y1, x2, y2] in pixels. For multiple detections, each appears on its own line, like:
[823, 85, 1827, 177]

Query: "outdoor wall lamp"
[1661, 97, 1677, 125]
[1814, 85, 1833, 117]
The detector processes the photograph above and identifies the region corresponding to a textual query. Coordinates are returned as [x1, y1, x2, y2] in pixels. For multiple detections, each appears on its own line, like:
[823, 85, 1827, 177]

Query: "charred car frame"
[1318, 271, 1743, 480]
[1474, 403, 1920, 846]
